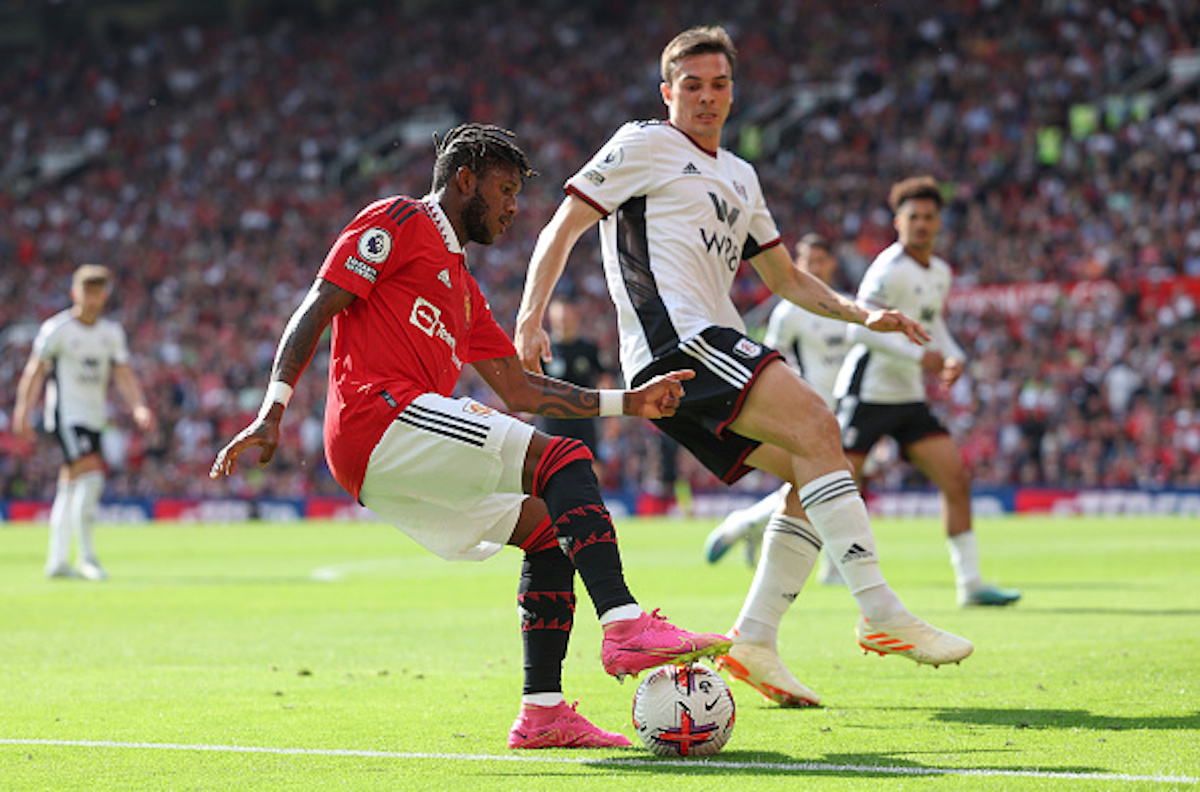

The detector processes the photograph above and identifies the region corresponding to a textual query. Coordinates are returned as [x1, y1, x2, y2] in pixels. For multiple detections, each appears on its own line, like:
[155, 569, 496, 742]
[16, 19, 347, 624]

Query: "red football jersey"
[316, 196, 516, 498]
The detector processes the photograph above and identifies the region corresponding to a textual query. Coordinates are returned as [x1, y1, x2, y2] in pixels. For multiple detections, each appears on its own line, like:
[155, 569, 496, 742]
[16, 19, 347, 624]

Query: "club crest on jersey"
[357, 228, 392, 264]
[437, 268, 452, 288]
[732, 181, 748, 201]
[734, 338, 762, 358]
[595, 146, 624, 171]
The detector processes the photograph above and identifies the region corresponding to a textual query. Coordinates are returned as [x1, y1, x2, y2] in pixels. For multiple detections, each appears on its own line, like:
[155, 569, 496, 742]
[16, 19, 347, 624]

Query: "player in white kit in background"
[13, 264, 155, 580]
[834, 176, 1021, 607]
[703, 233, 847, 585]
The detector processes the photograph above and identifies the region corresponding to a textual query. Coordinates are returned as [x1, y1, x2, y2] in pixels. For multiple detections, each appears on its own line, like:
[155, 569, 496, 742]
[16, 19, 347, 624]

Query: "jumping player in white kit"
[516, 27, 973, 711]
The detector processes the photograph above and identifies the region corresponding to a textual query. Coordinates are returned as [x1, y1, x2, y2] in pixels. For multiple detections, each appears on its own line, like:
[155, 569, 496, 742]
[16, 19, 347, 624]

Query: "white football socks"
[710, 484, 777, 542]
[731, 514, 821, 647]
[522, 692, 566, 707]
[46, 478, 76, 572]
[71, 471, 105, 565]
[799, 471, 906, 623]
[947, 531, 983, 596]
[598, 603, 643, 627]
[726, 489, 783, 536]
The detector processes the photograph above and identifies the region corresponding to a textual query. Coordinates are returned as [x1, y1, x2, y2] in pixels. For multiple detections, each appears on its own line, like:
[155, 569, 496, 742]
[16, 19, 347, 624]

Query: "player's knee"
[531, 436, 597, 498]
[556, 436, 594, 462]
[815, 408, 843, 442]
[801, 410, 847, 464]
[794, 411, 843, 456]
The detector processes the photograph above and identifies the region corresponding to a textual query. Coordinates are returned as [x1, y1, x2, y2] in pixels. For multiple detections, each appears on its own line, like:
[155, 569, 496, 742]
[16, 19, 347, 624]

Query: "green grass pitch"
[1, 513, 1197, 790]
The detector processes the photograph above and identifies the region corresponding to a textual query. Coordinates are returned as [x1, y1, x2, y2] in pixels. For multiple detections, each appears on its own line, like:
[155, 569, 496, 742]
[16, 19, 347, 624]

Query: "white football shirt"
[833, 242, 965, 404]
[33, 309, 131, 432]
[565, 121, 781, 383]
[764, 299, 849, 410]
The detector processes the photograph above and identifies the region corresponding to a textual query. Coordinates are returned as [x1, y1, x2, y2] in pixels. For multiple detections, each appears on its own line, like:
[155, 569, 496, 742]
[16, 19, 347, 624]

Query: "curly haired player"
[211, 124, 730, 749]
[834, 176, 1020, 608]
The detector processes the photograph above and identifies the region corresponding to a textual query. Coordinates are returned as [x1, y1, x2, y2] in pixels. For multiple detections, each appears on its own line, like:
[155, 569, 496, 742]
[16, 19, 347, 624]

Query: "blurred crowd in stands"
[2, 0, 1199, 503]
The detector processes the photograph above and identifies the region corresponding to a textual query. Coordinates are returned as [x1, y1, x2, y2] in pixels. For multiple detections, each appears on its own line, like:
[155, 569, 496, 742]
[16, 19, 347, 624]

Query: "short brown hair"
[660, 26, 737, 85]
[72, 263, 112, 290]
[888, 176, 943, 212]
[796, 232, 832, 255]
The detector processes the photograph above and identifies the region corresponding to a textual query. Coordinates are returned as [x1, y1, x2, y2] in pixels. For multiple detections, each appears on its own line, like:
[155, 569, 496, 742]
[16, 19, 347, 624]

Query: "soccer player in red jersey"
[211, 124, 731, 749]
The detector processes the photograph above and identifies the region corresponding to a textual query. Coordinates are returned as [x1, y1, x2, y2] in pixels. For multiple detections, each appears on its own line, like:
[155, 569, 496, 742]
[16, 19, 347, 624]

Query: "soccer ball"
[631, 663, 735, 757]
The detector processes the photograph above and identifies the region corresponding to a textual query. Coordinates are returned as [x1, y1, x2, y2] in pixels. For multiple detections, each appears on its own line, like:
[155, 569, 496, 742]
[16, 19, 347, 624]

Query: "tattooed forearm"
[814, 293, 868, 323]
[815, 300, 849, 318]
[528, 372, 601, 418]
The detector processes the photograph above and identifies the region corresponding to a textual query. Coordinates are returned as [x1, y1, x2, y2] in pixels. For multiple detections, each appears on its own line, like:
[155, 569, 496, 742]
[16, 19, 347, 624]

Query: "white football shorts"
[359, 392, 534, 562]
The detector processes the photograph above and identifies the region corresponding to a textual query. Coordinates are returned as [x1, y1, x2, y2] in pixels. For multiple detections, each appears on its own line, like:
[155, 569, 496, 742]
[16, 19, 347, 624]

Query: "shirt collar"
[422, 195, 464, 255]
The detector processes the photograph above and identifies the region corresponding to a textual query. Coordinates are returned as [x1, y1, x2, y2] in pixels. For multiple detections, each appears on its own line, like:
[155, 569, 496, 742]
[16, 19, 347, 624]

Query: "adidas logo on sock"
[682, 162, 701, 175]
[840, 543, 874, 563]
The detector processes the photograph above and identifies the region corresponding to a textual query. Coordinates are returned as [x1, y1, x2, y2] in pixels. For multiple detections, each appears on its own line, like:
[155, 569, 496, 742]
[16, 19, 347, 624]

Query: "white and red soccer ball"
[631, 663, 735, 757]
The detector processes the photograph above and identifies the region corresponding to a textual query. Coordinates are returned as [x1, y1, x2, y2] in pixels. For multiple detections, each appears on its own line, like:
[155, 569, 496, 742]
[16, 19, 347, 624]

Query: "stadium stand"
[2, 0, 1198, 509]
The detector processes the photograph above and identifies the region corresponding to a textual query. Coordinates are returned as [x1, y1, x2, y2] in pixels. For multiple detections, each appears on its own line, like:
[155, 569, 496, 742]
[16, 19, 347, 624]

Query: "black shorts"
[631, 326, 783, 484]
[53, 423, 103, 464]
[836, 398, 948, 455]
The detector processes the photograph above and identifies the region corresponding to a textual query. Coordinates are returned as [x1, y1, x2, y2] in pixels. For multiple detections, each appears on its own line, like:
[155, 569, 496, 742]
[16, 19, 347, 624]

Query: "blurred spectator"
[2, 0, 1198, 501]
[537, 297, 610, 456]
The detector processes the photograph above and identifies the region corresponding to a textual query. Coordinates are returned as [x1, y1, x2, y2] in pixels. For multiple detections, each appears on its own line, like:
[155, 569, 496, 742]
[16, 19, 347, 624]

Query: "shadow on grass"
[1022, 606, 1200, 617]
[568, 748, 1122, 779]
[929, 707, 1200, 731]
[546, 710, 1200, 778]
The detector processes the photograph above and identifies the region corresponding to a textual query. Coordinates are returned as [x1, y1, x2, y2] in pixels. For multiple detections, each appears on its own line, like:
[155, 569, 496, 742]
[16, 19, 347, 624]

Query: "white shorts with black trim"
[359, 393, 534, 562]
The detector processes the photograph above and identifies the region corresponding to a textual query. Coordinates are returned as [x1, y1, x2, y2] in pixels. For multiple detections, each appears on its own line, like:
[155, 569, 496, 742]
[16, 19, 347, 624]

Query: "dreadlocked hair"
[431, 123, 536, 193]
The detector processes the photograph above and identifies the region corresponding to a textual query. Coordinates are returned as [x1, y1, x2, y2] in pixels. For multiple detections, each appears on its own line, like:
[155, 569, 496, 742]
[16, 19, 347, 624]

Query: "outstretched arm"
[750, 244, 930, 345]
[472, 355, 693, 420]
[210, 279, 356, 478]
[514, 194, 604, 373]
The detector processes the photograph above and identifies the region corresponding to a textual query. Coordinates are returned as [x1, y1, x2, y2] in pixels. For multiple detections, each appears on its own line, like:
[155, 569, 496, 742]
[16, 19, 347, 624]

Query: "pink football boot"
[507, 701, 631, 749]
[601, 609, 732, 681]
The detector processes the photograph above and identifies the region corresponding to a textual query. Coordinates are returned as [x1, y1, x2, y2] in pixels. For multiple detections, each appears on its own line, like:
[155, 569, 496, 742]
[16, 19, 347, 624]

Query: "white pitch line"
[1, 739, 1196, 784]
[309, 558, 412, 582]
